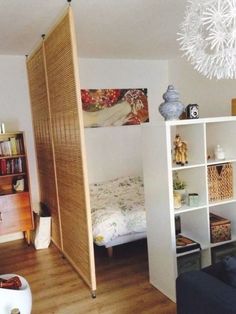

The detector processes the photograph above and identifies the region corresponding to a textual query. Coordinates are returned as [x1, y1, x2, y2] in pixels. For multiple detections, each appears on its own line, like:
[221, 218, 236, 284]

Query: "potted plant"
[173, 171, 187, 208]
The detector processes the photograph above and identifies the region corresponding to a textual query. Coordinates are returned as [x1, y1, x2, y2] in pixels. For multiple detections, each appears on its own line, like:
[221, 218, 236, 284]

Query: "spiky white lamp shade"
[178, 0, 236, 79]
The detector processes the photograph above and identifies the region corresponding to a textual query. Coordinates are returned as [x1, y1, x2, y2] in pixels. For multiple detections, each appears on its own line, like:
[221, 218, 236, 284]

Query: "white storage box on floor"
[34, 203, 51, 250]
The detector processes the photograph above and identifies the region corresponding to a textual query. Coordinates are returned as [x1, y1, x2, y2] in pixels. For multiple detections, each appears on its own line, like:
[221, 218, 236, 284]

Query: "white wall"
[168, 58, 236, 117]
[0, 55, 39, 212]
[80, 57, 236, 184]
[79, 58, 168, 183]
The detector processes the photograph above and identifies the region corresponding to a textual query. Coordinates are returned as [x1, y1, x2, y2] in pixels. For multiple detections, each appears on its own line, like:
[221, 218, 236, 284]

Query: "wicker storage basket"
[208, 163, 233, 203]
[210, 213, 231, 243]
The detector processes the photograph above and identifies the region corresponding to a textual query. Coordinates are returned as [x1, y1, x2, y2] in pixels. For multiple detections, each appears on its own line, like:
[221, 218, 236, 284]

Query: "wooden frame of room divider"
[232, 99, 236, 116]
[27, 44, 62, 250]
[27, 6, 96, 296]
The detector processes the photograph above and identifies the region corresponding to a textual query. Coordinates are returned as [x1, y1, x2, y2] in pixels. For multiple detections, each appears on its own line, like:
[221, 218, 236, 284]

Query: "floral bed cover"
[90, 176, 146, 246]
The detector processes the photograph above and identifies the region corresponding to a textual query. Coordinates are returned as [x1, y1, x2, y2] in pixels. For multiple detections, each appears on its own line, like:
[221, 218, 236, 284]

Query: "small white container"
[214, 144, 225, 160]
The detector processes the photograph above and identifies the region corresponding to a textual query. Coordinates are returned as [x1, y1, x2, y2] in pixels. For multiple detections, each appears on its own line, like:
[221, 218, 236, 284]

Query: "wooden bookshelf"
[0, 132, 33, 244]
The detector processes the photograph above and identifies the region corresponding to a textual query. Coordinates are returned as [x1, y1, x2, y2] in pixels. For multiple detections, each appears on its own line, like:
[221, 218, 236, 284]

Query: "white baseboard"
[0, 232, 24, 243]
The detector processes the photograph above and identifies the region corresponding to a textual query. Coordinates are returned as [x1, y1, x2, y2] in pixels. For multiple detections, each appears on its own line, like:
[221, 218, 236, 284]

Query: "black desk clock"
[186, 104, 199, 119]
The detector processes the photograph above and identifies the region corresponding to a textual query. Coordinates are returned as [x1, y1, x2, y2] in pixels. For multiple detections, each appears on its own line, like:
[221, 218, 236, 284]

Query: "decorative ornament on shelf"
[174, 192, 182, 209]
[214, 144, 225, 160]
[186, 104, 199, 119]
[159, 85, 185, 120]
[173, 171, 187, 207]
[173, 134, 188, 166]
[173, 172, 187, 190]
[178, 0, 236, 79]
[13, 177, 24, 192]
[188, 193, 199, 207]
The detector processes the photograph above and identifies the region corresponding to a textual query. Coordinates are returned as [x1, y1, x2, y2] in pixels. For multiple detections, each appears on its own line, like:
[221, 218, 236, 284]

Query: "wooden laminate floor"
[0, 239, 176, 314]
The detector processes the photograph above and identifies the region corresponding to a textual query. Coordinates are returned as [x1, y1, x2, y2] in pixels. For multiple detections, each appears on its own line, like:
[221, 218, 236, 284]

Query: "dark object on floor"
[176, 261, 236, 314]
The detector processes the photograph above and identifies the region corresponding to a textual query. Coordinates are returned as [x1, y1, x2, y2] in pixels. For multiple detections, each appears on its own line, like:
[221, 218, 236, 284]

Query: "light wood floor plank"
[0, 239, 176, 314]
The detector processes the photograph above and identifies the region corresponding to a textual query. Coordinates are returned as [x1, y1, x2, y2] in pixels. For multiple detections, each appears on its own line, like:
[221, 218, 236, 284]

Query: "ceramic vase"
[174, 189, 187, 206]
[159, 85, 185, 120]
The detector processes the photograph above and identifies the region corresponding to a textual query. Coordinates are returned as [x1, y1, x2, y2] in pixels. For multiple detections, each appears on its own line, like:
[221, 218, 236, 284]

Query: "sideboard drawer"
[0, 192, 33, 235]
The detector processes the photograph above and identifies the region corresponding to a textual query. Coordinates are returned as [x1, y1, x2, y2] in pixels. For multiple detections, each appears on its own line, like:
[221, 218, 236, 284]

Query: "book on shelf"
[10, 137, 18, 155]
[10, 159, 15, 173]
[6, 160, 11, 174]
[0, 159, 7, 175]
[18, 157, 23, 172]
[0, 140, 12, 156]
[176, 234, 201, 255]
[16, 137, 24, 154]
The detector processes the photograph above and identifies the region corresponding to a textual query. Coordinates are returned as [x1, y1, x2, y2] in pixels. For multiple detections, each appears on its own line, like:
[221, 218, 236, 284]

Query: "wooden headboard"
[232, 99, 236, 115]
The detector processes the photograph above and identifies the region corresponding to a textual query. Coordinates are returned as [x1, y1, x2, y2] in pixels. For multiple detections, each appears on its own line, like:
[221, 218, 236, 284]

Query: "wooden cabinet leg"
[25, 230, 31, 245]
[107, 247, 113, 258]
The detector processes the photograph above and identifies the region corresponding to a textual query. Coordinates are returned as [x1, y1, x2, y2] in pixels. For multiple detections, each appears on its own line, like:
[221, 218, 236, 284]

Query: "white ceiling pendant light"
[178, 0, 236, 79]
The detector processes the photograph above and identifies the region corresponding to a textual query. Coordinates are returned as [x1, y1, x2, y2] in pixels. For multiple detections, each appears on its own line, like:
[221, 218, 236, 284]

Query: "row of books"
[0, 157, 24, 175]
[0, 137, 24, 156]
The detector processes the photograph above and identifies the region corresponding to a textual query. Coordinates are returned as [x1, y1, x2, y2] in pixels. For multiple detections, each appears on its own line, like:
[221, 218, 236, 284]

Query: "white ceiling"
[0, 0, 187, 59]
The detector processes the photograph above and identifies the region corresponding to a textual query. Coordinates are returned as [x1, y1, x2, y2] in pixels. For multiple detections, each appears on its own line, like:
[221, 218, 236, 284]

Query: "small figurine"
[13, 178, 24, 192]
[174, 134, 188, 166]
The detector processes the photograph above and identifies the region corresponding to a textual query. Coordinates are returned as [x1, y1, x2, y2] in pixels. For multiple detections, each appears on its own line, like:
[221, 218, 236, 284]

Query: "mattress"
[89, 176, 146, 246]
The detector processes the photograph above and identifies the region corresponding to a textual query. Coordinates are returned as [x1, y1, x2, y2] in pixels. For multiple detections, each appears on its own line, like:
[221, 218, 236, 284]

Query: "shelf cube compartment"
[210, 203, 236, 245]
[177, 208, 209, 250]
[211, 242, 236, 264]
[177, 251, 201, 275]
[170, 124, 205, 167]
[208, 162, 236, 205]
[210, 213, 231, 243]
[172, 166, 207, 209]
[208, 162, 233, 203]
[206, 121, 236, 161]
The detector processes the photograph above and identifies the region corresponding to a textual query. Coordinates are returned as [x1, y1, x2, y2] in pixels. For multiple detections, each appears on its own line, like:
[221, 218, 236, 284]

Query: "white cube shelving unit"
[142, 116, 236, 302]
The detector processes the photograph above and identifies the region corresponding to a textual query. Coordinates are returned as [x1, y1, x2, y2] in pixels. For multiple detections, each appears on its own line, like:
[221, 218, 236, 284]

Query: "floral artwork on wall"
[81, 88, 148, 127]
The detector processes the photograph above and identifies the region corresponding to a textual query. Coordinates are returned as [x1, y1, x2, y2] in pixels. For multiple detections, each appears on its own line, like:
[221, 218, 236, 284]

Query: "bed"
[89, 176, 146, 256]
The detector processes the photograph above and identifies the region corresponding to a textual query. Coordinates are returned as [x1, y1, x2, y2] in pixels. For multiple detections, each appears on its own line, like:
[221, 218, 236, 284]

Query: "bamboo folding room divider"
[27, 7, 96, 296]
